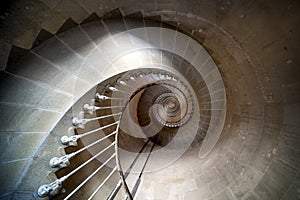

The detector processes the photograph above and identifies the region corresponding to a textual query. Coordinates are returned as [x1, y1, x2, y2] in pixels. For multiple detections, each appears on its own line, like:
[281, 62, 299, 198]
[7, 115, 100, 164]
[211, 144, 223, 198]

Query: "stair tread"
[6, 52, 79, 94]
[103, 18, 127, 35]
[32, 37, 83, 74]
[56, 18, 78, 34]
[57, 25, 96, 57]
[32, 29, 54, 49]
[80, 12, 101, 24]
[53, 0, 89, 24]
[0, 103, 62, 132]
[102, 8, 123, 20]
[6, 45, 30, 67]
[80, 20, 109, 45]
[0, 71, 72, 112]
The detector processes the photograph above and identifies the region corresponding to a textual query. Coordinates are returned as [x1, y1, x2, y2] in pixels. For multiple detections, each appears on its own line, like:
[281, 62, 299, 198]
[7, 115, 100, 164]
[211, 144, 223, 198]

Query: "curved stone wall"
[0, 1, 299, 199]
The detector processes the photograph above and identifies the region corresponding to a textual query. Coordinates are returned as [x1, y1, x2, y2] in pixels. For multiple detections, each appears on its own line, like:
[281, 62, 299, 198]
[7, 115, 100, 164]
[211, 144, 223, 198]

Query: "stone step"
[30, 35, 98, 90]
[32, 36, 82, 73]
[80, 20, 110, 45]
[6, 45, 30, 67]
[55, 24, 103, 83]
[52, 0, 89, 24]
[103, 18, 127, 35]
[5, 52, 79, 95]
[124, 12, 145, 29]
[31, 29, 54, 49]
[0, 103, 62, 133]
[0, 71, 72, 112]
[80, 12, 101, 25]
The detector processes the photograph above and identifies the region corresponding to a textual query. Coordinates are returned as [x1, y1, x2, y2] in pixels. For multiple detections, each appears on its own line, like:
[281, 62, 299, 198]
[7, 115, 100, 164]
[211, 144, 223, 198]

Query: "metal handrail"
[37, 72, 194, 199]
[64, 154, 116, 200]
[88, 166, 118, 200]
[61, 121, 119, 146]
[72, 112, 122, 128]
[49, 131, 117, 168]
[113, 73, 194, 200]
[107, 140, 151, 200]
[37, 142, 115, 198]
[115, 111, 134, 200]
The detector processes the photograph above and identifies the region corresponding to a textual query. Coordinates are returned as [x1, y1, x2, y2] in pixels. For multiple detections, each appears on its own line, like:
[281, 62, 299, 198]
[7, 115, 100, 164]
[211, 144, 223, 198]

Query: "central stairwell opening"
[3, 9, 226, 199]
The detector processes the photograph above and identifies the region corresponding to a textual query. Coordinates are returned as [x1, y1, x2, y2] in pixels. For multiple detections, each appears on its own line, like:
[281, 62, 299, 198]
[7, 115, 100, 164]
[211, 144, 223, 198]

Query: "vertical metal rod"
[106, 181, 122, 200]
[84, 112, 122, 123]
[115, 114, 133, 200]
[131, 143, 155, 198]
[88, 166, 118, 200]
[123, 140, 151, 178]
[64, 154, 116, 200]
[69, 131, 117, 158]
[79, 121, 119, 138]
[106, 140, 150, 200]
[62, 142, 115, 181]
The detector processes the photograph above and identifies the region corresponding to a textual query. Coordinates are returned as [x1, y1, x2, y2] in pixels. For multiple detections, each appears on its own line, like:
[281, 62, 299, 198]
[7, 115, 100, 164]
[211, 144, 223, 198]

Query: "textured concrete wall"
[0, 0, 299, 199]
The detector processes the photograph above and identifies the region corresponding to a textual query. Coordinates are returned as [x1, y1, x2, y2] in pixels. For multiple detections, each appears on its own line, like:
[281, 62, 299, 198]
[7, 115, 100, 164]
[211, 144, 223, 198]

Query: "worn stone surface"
[281, 172, 300, 200]
[254, 160, 296, 200]
[0, 1, 299, 199]
[0, 0, 59, 49]
[39, 0, 62, 9]
[241, 191, 260, 200]
[0, 103, 62, 132]
[17, 158, 53, 193]
[39, 11, 67, 34]
[54, 0, 89, 23]
[75, 0, 101, 14]
[284, 103, 300, 126]
[230, 167, 262, 199]
[80, 20, 110, 45]
[57, 26, 96, 57]
[275, 124, 300, 169]
[0, 40, 12, 71]
[0, 159, 29, 195]
[0, 71, 72, 112]
[32, 37, 83, 74]
[0, 132, 47, 163]
[6, 52, 78, 95]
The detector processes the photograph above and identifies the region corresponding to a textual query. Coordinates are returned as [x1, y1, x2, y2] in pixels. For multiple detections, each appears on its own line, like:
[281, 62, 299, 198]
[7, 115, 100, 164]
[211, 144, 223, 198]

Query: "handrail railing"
[64, 154, 116, 200]
[37, 71, 194, 199]
[37, 142, 116, 198]
[72, 112, 122, 129]
[61, 121, 119, 146]
[49, 132, 117, 168]
[107, 139, 151, 200]
[131, 143, 155, 198]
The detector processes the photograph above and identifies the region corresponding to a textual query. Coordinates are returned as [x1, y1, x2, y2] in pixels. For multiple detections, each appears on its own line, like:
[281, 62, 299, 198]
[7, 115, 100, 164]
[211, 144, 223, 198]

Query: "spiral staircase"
[0, 1, 299, 200]
[30, 15, 227, 199]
